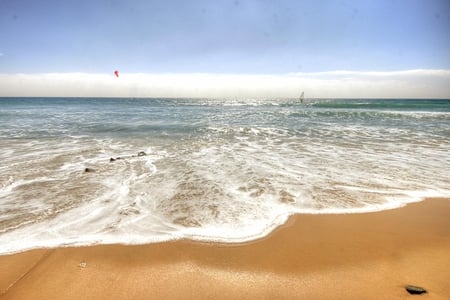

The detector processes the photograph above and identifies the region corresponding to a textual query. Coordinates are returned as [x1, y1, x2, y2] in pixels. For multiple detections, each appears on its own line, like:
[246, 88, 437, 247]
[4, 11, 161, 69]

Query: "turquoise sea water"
[1, 98, 449, 254]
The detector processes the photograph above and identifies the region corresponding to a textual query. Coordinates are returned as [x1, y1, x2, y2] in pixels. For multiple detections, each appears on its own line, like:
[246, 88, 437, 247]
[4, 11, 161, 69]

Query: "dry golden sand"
[1, 198, 449, 299]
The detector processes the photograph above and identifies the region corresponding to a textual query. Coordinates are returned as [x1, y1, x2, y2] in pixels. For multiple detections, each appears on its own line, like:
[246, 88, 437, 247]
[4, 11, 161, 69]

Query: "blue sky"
[1, 0, 449, 74]
[1, 0, 449, 97]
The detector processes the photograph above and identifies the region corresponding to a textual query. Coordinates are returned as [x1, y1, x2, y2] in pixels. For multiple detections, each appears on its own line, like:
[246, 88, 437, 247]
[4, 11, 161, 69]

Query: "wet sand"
[1, 198, 449, 299]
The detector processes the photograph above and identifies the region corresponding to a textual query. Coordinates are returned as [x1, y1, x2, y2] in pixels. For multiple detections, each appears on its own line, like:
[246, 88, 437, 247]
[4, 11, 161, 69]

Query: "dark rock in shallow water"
[405, 285, 427, 295]
[137, 151, 146, 156]
[84, 168, 95, 173]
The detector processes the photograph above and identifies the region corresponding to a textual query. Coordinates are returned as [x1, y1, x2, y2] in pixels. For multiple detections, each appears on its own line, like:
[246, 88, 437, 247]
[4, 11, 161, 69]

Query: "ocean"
[1, 97, 449, 254]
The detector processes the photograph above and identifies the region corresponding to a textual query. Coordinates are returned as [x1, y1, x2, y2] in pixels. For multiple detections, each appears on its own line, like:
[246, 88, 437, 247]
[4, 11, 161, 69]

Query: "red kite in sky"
[114, 70, 119, 78]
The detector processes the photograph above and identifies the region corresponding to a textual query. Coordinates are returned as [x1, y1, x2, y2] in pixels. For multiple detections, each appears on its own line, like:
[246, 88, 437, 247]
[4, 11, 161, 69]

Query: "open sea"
[1, 97, 449, 254]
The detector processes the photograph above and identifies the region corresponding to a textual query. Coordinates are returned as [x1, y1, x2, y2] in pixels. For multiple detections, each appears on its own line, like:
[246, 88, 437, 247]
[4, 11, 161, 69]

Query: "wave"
[1, 97, 449, 254]
[307, 99, 450, 111]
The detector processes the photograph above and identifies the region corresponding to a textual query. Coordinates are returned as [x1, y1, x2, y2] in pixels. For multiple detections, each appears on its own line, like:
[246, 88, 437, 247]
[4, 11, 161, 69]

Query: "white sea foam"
[0, 98, 449, 254]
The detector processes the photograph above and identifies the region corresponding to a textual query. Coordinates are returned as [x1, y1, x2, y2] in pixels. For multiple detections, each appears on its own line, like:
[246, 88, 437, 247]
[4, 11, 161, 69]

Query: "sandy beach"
[1, 198, 449, 299]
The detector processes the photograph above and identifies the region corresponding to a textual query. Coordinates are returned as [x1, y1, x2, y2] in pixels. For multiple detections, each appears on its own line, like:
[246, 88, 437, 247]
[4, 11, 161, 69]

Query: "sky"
[0, 0, 449, 97]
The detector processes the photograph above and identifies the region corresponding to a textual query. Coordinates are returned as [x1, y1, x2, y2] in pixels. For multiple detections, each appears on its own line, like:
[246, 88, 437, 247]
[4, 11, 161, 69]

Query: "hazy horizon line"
[1, 69, 449, 98]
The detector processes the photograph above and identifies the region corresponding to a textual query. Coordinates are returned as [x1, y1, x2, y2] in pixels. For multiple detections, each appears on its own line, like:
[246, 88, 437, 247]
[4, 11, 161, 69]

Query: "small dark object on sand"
[138, 151, 147, 156]
[405, 285, 427, 295]
[84, 168, 95, 173]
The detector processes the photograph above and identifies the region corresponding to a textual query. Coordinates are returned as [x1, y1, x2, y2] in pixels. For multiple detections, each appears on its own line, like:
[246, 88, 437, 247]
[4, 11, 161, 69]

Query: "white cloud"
[0, 69, 449, 98]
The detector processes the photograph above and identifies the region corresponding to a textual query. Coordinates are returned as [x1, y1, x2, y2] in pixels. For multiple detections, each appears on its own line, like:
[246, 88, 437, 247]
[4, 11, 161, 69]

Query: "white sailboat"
[299, 91, 304, 103]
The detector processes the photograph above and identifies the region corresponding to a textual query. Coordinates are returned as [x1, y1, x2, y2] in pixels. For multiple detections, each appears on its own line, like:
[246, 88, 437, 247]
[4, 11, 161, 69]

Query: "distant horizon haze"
[0, 69, 449, 98]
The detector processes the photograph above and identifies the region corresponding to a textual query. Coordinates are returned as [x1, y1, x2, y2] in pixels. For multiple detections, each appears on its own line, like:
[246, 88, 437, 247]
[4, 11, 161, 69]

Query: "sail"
[299, 91, 304, 103]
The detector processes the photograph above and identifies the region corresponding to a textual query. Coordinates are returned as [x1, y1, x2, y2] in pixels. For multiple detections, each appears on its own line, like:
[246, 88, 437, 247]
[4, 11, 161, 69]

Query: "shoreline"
[1, 198, 449, 299]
